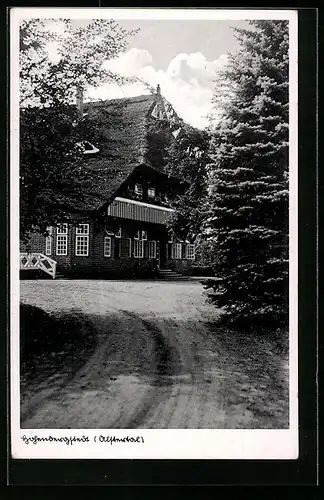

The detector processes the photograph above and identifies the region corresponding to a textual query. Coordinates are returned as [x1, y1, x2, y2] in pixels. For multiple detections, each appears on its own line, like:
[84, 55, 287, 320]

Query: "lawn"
[19, 279, 289, 429]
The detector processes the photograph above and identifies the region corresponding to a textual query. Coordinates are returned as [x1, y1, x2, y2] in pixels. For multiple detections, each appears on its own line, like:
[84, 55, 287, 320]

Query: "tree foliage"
[20, 18, 137, 107]
[20, 18, 137, 237]
[165, 125, 210, 243]
[205, 20, 289, 328]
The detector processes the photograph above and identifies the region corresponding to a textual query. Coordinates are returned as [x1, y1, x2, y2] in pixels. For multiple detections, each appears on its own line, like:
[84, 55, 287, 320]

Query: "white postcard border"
[10, 8, 299, 460]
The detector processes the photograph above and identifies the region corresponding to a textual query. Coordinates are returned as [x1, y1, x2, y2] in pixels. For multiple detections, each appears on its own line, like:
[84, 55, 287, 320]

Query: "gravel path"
[20, 280, 289, 429]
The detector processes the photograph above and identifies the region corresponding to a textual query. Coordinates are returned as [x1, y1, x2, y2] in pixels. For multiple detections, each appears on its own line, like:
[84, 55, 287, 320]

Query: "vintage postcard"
[10, 8, 298, 460]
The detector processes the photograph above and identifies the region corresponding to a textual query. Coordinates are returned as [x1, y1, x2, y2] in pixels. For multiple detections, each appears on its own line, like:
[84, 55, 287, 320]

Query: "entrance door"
[114, 238, 121, 259]
[158, 239, 167, 269]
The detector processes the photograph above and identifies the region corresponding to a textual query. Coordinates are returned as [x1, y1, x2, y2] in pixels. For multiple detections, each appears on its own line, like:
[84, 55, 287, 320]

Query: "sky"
[48, 19, 249, 129]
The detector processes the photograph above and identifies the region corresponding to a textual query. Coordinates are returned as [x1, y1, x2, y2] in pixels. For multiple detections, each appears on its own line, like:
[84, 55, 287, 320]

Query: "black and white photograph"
[10, 8, 298, 460]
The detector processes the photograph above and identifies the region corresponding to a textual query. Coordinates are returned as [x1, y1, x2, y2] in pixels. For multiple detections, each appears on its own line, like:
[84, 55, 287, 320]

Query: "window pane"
[135, 183, 143, 196]
[57, 223, 68, 235]
[76, 223, 89, 235]
[172, 243, 182, 260]
[75, 235, 89, 256]
[45, 236, 52, 256]
[56, 235, 67, 255]
[134, 240, 144, 258]
[186, 244, 195, 260]
[104, 237, 111, 257]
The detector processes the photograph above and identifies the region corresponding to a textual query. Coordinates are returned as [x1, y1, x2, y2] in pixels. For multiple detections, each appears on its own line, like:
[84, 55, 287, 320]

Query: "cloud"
[88, 48, 228, 129]
[103, 48, 153, 76]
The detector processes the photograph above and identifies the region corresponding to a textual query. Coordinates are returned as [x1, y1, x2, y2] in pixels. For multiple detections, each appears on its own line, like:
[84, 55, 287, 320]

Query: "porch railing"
[20, 253, 57, 279]
[107, 197, 174, 225]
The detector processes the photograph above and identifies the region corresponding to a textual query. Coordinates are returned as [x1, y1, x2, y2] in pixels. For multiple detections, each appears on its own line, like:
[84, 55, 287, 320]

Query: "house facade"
[20, 89, 196, 279]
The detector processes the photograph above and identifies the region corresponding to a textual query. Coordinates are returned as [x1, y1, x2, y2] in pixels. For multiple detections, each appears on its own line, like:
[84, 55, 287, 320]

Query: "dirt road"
[20, 280, 289, 429]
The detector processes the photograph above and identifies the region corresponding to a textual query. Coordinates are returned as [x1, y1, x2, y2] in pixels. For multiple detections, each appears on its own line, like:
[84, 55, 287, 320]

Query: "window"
[148, 241, 157, 259]
[168, 232, 174, 243]
[115, 225, 121, 238]
[57, 223, 68, 234]
[186, 244, 195, 260]
[75, 223, 89, 256]
[134, 230, 140, 240]
[141, 230, 148, 241]
[56, 224, 68, 256]
[151, 103, 164, 119]
[45, 227, 53, 256]
[147, 187, 155, 198]
[104, 236, 112, 257]
[45, 236, 52, 256]
[172, 127, 181, 139]
[134, 240, 144, 258]
[76, 141, 100, 155]
[134, 183, 143, 197]
[172, 243, 182, 260]
[76, 223, 89, 235]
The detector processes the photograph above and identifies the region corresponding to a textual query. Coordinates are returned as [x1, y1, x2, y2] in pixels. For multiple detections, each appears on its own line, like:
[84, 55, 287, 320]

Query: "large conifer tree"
[205, 20, 289, 327]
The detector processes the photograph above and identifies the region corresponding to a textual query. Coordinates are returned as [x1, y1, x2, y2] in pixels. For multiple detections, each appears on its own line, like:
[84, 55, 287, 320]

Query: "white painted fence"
[20, 253, 57, 279]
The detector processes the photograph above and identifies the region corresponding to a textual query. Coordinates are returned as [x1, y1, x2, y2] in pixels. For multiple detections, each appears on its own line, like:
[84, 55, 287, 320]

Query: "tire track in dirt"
[22, 308, 181, 429]
[123, 315, 181, 429]
[148, 319, 206, 429]
[21, 305, 220, 429]
[84, 310, 157, 429]
[53, 310, 155, 429]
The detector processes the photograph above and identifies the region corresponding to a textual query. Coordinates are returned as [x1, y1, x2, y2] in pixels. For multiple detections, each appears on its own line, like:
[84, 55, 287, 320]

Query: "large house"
[20, 87, 197, 279]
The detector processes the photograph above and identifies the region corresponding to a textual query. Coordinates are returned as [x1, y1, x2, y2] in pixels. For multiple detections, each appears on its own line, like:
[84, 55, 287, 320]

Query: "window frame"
[186, 243, 195, 260]
[115, 225, 122, 238]
[45, 226, 53, 256]
[147, 187, 155, 198]
[56, 224, 68, 256]
[75, 223, 89, 257]
[76, 140, 100, 155]
[57, 223, 68, 235]
[172, 242, 182, 260]
[104, 236, 112, 257]
[134, 183, 143, 197]
[76, 223, 89, 235]
[148, 240, 157, 259]
[45, 236, 52, 256]
[134, 239, 144, 259]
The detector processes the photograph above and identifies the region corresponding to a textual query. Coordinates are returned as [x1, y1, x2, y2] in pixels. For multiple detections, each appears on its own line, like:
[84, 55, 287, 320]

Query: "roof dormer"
[151, 102, 167, 120]
[76, 140, 100, 155]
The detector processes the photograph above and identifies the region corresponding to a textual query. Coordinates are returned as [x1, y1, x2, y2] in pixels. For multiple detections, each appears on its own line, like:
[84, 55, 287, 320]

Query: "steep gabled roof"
[78, 93, 184, 210]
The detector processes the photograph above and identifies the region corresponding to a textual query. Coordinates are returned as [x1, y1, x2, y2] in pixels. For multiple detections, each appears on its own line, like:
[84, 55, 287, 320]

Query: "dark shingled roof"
[79, 93, 177, 210]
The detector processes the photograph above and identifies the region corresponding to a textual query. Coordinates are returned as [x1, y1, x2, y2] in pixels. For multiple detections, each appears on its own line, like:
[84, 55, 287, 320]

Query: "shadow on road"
[20, 305, 289, 430]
